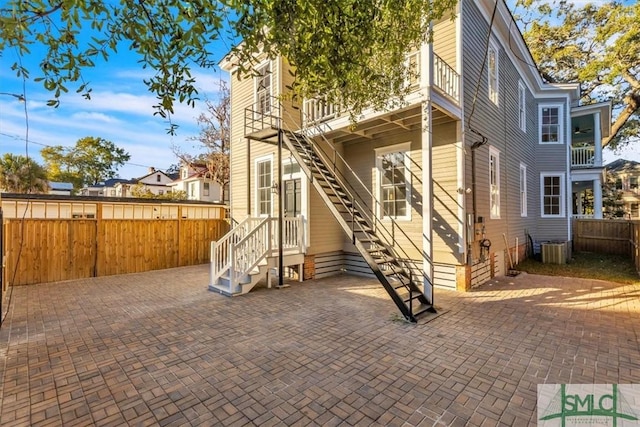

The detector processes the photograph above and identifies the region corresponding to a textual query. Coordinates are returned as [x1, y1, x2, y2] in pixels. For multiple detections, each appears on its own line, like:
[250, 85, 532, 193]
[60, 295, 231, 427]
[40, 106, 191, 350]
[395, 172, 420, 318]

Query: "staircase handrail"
[210, 216, 265, 286]
[231, 216, 272, 285]
[278, 103, 425, 272]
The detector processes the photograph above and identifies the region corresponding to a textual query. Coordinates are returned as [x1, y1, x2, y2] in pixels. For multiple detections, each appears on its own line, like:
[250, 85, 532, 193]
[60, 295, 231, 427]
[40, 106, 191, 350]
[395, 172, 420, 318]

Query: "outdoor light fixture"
[271, 180, 279, 194]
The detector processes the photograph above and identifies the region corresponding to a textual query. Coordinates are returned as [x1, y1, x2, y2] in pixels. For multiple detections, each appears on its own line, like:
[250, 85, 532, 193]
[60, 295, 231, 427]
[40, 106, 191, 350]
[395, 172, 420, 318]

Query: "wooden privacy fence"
[572, 219, 640, 272]
[2, 201, 229, 286]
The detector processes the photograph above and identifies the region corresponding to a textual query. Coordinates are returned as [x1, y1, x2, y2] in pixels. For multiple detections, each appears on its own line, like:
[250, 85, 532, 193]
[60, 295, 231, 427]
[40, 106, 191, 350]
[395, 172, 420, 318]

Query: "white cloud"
[70, 111, 119, 123]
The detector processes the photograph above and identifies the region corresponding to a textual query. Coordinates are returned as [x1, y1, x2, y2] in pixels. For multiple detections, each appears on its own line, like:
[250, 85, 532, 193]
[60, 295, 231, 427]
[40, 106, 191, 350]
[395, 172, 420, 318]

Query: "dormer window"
[182, 169, 188, 179]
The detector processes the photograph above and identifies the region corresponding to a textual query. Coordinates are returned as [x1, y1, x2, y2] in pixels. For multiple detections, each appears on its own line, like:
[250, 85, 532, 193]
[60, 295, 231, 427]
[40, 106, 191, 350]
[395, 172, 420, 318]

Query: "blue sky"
[0, 27, 233, 179]
[1, 1, 638, 180]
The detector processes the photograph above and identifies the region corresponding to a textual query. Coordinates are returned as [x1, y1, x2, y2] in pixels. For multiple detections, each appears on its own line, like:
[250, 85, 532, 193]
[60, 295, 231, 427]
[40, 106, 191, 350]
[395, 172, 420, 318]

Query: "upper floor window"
[255, 62, 272, 114]
[539, 104, 564, 144]
[156, 174, 161, 182]
[405, 51, 420, 88]
[518, 82, 526, 132]
[631, 176, 638, 190]
[204, 182, 210, 196]
[182, 169, 188, 179]
[376, 143, 411, 220]
[488, 40, 499, 105]
[489, 146, 500, 219]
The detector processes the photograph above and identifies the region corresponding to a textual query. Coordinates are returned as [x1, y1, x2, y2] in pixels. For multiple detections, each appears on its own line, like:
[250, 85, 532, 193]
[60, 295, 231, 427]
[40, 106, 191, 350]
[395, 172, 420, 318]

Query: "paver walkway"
[0, 266, 638, 426]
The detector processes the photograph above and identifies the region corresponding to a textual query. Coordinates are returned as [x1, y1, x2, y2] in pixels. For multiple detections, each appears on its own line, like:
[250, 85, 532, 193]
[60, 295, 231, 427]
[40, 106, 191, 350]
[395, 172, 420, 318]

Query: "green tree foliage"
[0, 153, 49, 193]
[41, 136, 130, 188]
[602, 172, 625, 219]
[0, 1, 458, 127]
[130, 183, 187, 200]
[514, 0, 639, 148]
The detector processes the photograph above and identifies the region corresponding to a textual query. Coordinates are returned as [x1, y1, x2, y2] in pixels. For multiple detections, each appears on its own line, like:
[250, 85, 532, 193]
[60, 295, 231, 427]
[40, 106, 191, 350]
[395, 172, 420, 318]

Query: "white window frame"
[518, 81, 526, 132]
[375, 142, 412, 221]
[538, 104, 564, 144]
[203, 182, 210, 197]
[404, 51, 420, 89]
[520, 163, 527, 217]
[489, 146, 500, 219]
[540, 172, 566, 218]
[487, 39, 499, 105]
[254, 61, 272, 114]
[255, 154, 273, 217]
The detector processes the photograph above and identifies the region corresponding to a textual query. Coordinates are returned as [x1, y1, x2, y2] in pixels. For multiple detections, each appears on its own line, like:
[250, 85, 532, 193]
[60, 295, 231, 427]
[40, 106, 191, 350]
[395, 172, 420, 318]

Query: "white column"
[594, 112, 602, 167]
[594, 177, 603, 219]
[420, 32, 434, 298]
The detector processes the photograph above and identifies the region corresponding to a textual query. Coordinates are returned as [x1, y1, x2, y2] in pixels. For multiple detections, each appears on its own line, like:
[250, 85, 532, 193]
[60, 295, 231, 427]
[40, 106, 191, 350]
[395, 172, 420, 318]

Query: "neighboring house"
[80, 178, 131, 197]
[124, 167, 175, 197]
[168, 162, 224, 203]
[605, 159, 640, 218]
[79, 168, 175, 198]
[216, 0, 611, 319]
[48, 181, 73, 196]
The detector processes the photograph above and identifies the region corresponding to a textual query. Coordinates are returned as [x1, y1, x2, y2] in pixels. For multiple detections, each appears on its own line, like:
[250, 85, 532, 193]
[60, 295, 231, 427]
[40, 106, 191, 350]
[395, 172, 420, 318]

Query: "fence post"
[94, 203, 102, 277]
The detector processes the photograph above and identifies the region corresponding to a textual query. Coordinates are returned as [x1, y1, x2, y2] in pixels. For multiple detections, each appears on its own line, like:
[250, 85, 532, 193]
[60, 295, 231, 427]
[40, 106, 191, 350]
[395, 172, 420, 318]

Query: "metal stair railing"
[280, 105, 430, 288]
[275, 104, 434, 320]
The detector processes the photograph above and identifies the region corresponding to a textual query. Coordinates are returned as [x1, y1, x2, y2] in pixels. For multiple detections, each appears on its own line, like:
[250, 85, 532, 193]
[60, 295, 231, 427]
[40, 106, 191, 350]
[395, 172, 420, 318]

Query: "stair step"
[412, 304, 435, 317]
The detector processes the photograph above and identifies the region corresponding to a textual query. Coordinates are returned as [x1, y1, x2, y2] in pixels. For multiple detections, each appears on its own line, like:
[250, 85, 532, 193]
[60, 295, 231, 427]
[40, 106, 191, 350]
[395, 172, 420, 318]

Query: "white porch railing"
[433, 53, 460, 102]
[303, 97, 339, 127]
[572, 214, 594, 219]
[302, 53, 460, 127]
[571, 145, 596, 168]
[210, 216, 304, 290]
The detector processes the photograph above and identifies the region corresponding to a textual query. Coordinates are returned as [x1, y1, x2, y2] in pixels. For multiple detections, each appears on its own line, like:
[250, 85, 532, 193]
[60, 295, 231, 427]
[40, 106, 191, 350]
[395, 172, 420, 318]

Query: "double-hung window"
[518, 82, 526, 131]
[539, 104, 563, 144]
[540, 173, 565, 217]
[376, 143, 411, 220]
[488, 40, 499, 105]
[256, 156, 272, 216]
[520, 163, 527, 217]
[489, 146, 500, 219]
[255, 62, 272, 114]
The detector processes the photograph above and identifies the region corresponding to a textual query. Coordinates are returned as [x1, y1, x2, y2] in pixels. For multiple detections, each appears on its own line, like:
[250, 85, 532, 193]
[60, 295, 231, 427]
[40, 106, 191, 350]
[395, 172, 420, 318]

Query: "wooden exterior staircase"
[209, 216, 304, 296]
[243, 101, 435, 322]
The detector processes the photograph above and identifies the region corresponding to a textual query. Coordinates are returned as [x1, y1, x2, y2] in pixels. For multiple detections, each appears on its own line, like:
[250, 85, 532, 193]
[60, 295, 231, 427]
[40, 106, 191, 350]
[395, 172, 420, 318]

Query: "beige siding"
[433, 15, 458, 70]
[308, 139, 346, 255]
[341, 129, 423, 260]
[432, 122, 463, 264]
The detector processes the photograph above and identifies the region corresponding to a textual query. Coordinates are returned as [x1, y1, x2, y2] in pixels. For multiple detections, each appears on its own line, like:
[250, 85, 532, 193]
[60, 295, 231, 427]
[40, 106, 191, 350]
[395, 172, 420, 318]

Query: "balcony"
[571, 144, 596, 168]
[302, 52, 459, 127]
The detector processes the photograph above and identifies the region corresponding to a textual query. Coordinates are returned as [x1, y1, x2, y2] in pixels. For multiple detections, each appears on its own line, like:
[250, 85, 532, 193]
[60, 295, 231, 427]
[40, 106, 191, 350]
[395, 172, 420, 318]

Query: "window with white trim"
[376, 143, 411, 220]
[203, 182, 210, 197]
[488, 40, 499, 105]
[405, 51, 420, 88]
[256, 157, 272, 216]
[489, 146, 500, 219]
[255, 62, 272, 114]
[540, 173, 565, 217]
[539, 104, 563, 144]
[518, 82, 526, 132]
[520, 163, 527, 217]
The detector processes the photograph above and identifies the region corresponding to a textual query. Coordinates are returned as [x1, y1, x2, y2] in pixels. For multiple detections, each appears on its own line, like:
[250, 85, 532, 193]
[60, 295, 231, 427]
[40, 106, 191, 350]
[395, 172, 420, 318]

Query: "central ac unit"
[541, 242, 567, 264]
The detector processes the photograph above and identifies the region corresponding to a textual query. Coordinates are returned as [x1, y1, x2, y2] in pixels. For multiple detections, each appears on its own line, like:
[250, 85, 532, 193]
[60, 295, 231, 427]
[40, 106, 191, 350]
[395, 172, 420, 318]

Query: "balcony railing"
[433, 53, 459, 102]
[303, 97, 339, 127]
[302, 52, 460, 127]
[571, 144, 596, 168]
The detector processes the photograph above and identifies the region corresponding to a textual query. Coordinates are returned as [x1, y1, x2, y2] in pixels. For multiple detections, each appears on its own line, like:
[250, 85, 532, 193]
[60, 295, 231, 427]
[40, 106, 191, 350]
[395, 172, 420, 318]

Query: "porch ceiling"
[325, 105, 455, 146]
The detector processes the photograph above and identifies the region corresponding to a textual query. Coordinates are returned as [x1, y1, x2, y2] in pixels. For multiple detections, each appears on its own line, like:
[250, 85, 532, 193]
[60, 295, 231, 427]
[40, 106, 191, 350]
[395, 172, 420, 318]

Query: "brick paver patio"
[1, 265, 638, 426]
